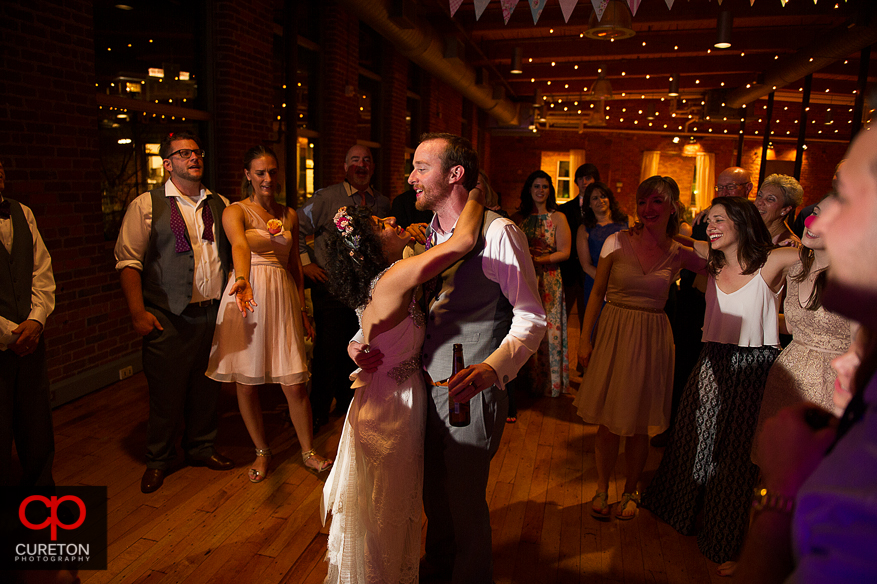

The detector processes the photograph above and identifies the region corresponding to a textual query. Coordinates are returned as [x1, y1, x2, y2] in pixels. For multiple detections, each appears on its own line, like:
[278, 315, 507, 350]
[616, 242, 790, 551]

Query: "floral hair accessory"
[334, 207, 361, 250]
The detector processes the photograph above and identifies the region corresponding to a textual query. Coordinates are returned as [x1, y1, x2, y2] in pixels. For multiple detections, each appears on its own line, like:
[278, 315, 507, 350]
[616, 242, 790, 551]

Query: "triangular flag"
[501, 0, 519, 24]
[717, 0, 723, 5]
[628, 0, 642, 17]
[559, 0, 577, 22]
[449, 0, 464, 17]
[750, 0, 755, 5]
[780, 0, 789, 6]
[474, 0, 491, 20]
[592, 0, 610, 22]
[530, 0, 547, 24]
[665, 0, 675, 9]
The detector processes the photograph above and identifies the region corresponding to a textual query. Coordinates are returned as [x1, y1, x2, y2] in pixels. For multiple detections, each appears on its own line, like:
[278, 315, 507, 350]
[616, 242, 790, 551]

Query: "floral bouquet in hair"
[266, 219, 283, 235]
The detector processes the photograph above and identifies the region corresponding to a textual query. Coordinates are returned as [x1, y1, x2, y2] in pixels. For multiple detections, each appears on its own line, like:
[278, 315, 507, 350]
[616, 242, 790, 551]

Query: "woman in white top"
[642, 196, 804, 575]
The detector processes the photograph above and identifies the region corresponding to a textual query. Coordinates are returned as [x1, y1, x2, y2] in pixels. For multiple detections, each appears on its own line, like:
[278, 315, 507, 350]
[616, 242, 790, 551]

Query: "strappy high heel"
[248, 448, 272, 483]
[301, 448, 333, 475]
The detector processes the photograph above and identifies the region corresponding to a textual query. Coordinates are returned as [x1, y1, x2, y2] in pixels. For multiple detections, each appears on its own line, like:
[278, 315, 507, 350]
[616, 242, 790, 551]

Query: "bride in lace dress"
[320, 188, 484, 584]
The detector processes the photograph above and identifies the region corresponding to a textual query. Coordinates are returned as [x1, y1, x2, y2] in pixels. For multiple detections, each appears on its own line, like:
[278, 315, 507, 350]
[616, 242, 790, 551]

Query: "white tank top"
[702, 269, 781, 348]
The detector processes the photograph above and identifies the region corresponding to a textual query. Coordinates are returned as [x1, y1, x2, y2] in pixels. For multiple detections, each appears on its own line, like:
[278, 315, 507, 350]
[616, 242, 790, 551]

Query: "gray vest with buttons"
[0, 199, 35, 323]
[141, 186, 230, 315]
[422, 210, 513, 381]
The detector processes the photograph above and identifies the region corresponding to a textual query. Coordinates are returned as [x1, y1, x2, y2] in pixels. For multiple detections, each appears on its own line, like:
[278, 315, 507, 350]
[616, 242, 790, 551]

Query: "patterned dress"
[752, 263, 852, 463]
[642, 273, 781, 564]
[520, 213, 568, 397]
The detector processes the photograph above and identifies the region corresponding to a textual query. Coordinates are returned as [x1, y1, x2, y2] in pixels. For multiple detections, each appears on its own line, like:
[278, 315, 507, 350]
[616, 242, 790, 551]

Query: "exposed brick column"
[212, 0, 277, 200]
[319, 2, 360, 188]
[0, 0, 128, 381]
[380, 41, 409, 198]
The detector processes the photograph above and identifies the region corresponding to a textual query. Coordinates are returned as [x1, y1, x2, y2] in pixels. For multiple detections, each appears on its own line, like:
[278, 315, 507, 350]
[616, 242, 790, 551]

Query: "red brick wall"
[489, 128, 847, 218]
[319, 3, 361, 188]
[212, 0, 278, 200]
[380, 42, 410, 199]
[0, 0, 132, 381]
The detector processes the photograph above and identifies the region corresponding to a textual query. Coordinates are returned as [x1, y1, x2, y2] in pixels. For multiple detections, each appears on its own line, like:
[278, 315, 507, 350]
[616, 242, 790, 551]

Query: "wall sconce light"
[668, 75, 680, 97]
[511, 47, 523, 74]
[715, 11, 732, 49]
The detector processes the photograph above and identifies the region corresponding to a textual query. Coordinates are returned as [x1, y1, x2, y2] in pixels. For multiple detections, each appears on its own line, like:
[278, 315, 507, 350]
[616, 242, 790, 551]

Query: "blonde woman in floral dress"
[516, 170, 571, 398]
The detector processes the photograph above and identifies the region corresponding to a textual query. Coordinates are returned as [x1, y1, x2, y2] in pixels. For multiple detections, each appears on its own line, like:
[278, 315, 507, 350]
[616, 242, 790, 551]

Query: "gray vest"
[422, 211, 513, 381]
[0, 199, 35, 323]
[141, 186, 230, 315]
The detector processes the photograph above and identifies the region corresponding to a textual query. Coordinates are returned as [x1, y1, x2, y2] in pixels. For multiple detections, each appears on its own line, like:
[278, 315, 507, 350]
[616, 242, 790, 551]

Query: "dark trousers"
[309, 281, 359, 423]
[423, 382, 507, 584]
[0, 339, 54, 487]
[142, 302, 220, 470]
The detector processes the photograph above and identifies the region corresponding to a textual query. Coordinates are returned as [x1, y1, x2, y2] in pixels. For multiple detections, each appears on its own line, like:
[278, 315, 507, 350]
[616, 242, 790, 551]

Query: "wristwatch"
[752, 487, 795, 514]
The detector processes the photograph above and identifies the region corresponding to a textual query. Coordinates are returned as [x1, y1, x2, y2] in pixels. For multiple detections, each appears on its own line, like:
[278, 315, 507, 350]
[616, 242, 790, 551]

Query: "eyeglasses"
[166, 148, 206, 160]
[714, 181, 749, 193]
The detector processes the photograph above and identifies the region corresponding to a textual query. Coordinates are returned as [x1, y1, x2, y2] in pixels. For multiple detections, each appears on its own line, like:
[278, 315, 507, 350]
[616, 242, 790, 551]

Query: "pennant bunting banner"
[559, 0, 577, 23]
[500, 0, 519, 24]
[474, 0, 491, 20]
[449, 0, 464, 18]
[529, 0, 548, 24]
[592, 0, 610, 22]
[627, 0, 642, 17]
[664, 0, 675, 10]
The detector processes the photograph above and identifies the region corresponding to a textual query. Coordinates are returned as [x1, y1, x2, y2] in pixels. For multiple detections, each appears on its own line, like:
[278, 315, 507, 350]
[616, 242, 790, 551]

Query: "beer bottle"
[449, 343, 470, 427]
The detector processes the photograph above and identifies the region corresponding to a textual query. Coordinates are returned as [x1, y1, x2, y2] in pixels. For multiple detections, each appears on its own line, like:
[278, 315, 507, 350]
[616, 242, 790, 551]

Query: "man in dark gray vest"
[355, 133, 546, 583]
[115, 132, 236, 494]
[0, 160, 56, 487]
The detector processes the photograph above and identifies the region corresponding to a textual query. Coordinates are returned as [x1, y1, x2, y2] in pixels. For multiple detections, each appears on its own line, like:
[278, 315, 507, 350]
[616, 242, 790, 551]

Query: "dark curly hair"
[324, 206, 391, 310]
[518, 170, 557, 216]
[582, 181, 627, 229]
[706, 196, 774, 276]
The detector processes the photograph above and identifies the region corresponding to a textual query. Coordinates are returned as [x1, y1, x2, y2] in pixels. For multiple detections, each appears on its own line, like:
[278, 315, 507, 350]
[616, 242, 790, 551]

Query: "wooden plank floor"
[35, 315, 729, 584]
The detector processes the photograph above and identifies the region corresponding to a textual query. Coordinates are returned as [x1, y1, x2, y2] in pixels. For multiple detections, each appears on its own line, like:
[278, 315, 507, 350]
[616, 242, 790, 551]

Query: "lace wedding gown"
[321, 269, 426, 584]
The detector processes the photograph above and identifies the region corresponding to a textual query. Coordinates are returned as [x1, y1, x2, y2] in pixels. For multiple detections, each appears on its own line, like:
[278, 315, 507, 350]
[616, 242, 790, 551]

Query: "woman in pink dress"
[206, 145, 331, 482]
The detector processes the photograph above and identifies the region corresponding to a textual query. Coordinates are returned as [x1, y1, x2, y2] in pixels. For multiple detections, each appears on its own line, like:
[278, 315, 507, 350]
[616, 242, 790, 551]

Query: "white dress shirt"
[430, 214, 547, 389]
[114, 179, 229, 303]
[0, 196, 55, 326]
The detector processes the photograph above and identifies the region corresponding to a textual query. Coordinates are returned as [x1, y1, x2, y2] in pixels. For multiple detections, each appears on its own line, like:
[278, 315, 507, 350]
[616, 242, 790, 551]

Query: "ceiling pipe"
[726, 16, 877, 109]
[335, 0, 521, 126]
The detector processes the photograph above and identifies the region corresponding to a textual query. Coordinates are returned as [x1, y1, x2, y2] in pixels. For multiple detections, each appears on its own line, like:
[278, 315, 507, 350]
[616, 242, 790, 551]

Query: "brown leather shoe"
[141, 468, 165, 493]
[186, 451, 235, 471]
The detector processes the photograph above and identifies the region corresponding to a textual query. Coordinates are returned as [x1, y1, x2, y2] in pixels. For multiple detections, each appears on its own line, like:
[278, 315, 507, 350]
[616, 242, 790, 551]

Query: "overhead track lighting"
[668, 75, 680, 97]
[715, 11, 732, 49]
[510, 47, 523, 74]
[590, 70, 613, 100]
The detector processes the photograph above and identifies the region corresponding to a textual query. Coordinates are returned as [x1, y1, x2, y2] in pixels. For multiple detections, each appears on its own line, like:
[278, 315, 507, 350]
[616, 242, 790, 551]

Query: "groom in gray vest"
[115, 132, 236, 493]
[411, 134, 546, 583]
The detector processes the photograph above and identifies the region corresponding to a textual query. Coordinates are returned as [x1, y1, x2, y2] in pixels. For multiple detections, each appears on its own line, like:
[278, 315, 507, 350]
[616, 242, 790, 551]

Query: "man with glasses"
[115, 132, 236, 493]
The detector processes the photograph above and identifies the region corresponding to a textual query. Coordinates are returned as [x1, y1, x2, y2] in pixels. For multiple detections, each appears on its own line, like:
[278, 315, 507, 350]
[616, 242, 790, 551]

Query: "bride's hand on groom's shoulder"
[349, 341, 384, 372]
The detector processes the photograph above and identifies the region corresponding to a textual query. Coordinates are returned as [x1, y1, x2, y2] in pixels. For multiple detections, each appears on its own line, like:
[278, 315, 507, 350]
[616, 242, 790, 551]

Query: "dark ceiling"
[420, 0, 877, 141]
